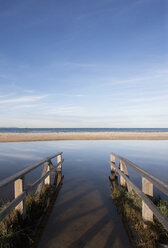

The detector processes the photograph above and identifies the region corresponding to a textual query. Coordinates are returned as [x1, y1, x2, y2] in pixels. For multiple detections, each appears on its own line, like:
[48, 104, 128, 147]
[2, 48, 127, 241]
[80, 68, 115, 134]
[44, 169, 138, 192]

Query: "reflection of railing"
[0, 152, 64, 221]
[109, 152, 168, 231]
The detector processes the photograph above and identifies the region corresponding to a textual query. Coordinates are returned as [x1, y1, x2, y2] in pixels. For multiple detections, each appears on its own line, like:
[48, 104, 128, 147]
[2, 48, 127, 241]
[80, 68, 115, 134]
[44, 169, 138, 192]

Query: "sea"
[0, 127, 168, 133]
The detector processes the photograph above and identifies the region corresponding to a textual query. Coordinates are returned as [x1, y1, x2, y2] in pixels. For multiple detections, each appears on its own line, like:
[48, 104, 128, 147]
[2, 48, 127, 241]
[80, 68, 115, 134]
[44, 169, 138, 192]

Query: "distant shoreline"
[0, 132, 168, 142]
[0, 128, 168, 133]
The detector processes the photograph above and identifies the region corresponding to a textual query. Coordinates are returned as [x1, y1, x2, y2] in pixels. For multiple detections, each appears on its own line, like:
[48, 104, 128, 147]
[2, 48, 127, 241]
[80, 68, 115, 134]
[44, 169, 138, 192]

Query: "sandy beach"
[0, 132, 168, 142]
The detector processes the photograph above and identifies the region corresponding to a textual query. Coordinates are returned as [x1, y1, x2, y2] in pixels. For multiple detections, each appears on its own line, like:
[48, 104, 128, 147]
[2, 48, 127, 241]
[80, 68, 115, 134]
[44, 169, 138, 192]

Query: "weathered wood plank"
[36, 162, 49, 196]
[57, 154, 62, 171]
[142, 177, 153, 226]
[120, 160, 128, 187]
[44, 162, 51, 185]
[110, 154, 115, 172]
[14, 177, 26, 215]
[57, 155, 62, 186]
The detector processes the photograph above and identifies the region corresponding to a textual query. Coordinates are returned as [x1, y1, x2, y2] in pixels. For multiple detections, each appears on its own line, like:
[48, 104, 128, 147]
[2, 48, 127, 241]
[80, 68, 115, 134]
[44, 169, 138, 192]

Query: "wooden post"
[120, 160, 128, 187]
[14, 177, 26, 216]
[44, 161, 51, 185]
[110, 154, 115, 172]
[119, 161, 132, 192]
[57, 154, 62, 186]
[35, 161, 52, 200]
[57, 154, 62, 171]
[142, 177, 153, 227]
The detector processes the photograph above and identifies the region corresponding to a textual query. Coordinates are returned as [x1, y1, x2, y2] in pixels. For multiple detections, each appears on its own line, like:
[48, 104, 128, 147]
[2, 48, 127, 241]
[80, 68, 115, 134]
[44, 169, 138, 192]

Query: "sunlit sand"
[0, 132, 168, 142]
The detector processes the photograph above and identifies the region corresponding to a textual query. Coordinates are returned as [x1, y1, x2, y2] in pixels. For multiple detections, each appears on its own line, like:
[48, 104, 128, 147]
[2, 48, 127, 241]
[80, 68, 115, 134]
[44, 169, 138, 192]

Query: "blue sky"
[0, 0, 167, 128]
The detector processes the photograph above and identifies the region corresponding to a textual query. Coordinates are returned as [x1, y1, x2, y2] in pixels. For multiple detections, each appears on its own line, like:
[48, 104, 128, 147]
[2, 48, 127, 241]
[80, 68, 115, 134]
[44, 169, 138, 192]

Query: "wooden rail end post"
[120, 160, 127, 187]
[142, 177, 153, 228]
[35, 161, 51, 201]
[57, 154, 62, 186]
[121, 161, 132, 193]
[110, 154, 115, 173]
[110, 154, 119, 189]
[14, 177, 26, 216]
[44, 161, 51, 185]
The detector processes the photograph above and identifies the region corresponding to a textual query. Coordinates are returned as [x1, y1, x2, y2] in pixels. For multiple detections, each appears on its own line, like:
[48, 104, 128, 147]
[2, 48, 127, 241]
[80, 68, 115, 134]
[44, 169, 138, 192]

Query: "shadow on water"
[33, 172, 64, 247]
[109, 171, 119, 191]
[36, 161, 131, 248]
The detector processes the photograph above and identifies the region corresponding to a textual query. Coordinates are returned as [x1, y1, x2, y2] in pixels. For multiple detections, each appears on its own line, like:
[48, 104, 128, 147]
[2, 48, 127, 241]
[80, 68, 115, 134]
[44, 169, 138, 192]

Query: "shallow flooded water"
[0, 140, 168, 204]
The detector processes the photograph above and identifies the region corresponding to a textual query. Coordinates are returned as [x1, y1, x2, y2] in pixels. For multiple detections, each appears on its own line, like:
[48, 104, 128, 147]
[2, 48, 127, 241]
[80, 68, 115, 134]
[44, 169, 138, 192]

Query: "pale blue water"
[0, 140, 168, 205]
[0, 128, 168, 133]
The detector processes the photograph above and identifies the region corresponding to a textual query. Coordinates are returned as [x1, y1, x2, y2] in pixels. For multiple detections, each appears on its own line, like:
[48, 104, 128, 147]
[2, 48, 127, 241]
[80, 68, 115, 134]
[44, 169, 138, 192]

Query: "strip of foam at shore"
[0, 132, 168, 142]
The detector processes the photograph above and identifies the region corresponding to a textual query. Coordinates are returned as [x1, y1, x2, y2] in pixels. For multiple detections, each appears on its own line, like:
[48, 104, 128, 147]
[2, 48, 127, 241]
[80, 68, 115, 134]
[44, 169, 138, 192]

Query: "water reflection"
[0, 140, 168, 204]
[109, 171, 118, 191]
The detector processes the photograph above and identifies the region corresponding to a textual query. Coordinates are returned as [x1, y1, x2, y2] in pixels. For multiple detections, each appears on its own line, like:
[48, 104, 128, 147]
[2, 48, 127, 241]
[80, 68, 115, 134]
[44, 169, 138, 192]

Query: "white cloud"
[0, 95, 48, 104]
[58, 93, 84, 97]
[51, 61, 97, 68]
[0, 152, 41, 160]
[24, 89, 35, 93]
[0, 93, 16, 98]
[45, 105, 84, 116]
[11, 103, 46, 109]
[63, 62, 96, 67]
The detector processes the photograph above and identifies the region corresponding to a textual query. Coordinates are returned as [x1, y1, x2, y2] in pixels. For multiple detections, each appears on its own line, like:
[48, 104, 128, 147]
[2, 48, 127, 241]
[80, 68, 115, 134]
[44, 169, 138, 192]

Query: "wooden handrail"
[27, 160, 64, 194]
[109, 161, 168, 231]
[111, 152, 168, 196]
[0, 153, 64, 222]
[0, 192, 26, 221]
[0, 152, 62, 188]
[0, 159, 64, 221]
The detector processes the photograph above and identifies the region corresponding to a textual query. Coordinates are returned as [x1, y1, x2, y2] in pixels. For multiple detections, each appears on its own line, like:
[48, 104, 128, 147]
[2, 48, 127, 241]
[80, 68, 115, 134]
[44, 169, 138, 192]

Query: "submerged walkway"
[37, 159, 131, 248]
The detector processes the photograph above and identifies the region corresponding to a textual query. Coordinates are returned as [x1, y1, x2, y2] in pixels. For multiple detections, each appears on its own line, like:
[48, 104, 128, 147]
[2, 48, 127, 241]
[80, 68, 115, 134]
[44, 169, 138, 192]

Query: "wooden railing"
[0, 152, 64, 221]
[109, 152, 168, 231]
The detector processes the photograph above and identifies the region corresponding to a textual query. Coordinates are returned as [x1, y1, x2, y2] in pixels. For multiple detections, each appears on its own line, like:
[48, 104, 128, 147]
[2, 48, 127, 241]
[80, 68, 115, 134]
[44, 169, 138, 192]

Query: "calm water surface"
[0, 141, 168, 204]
